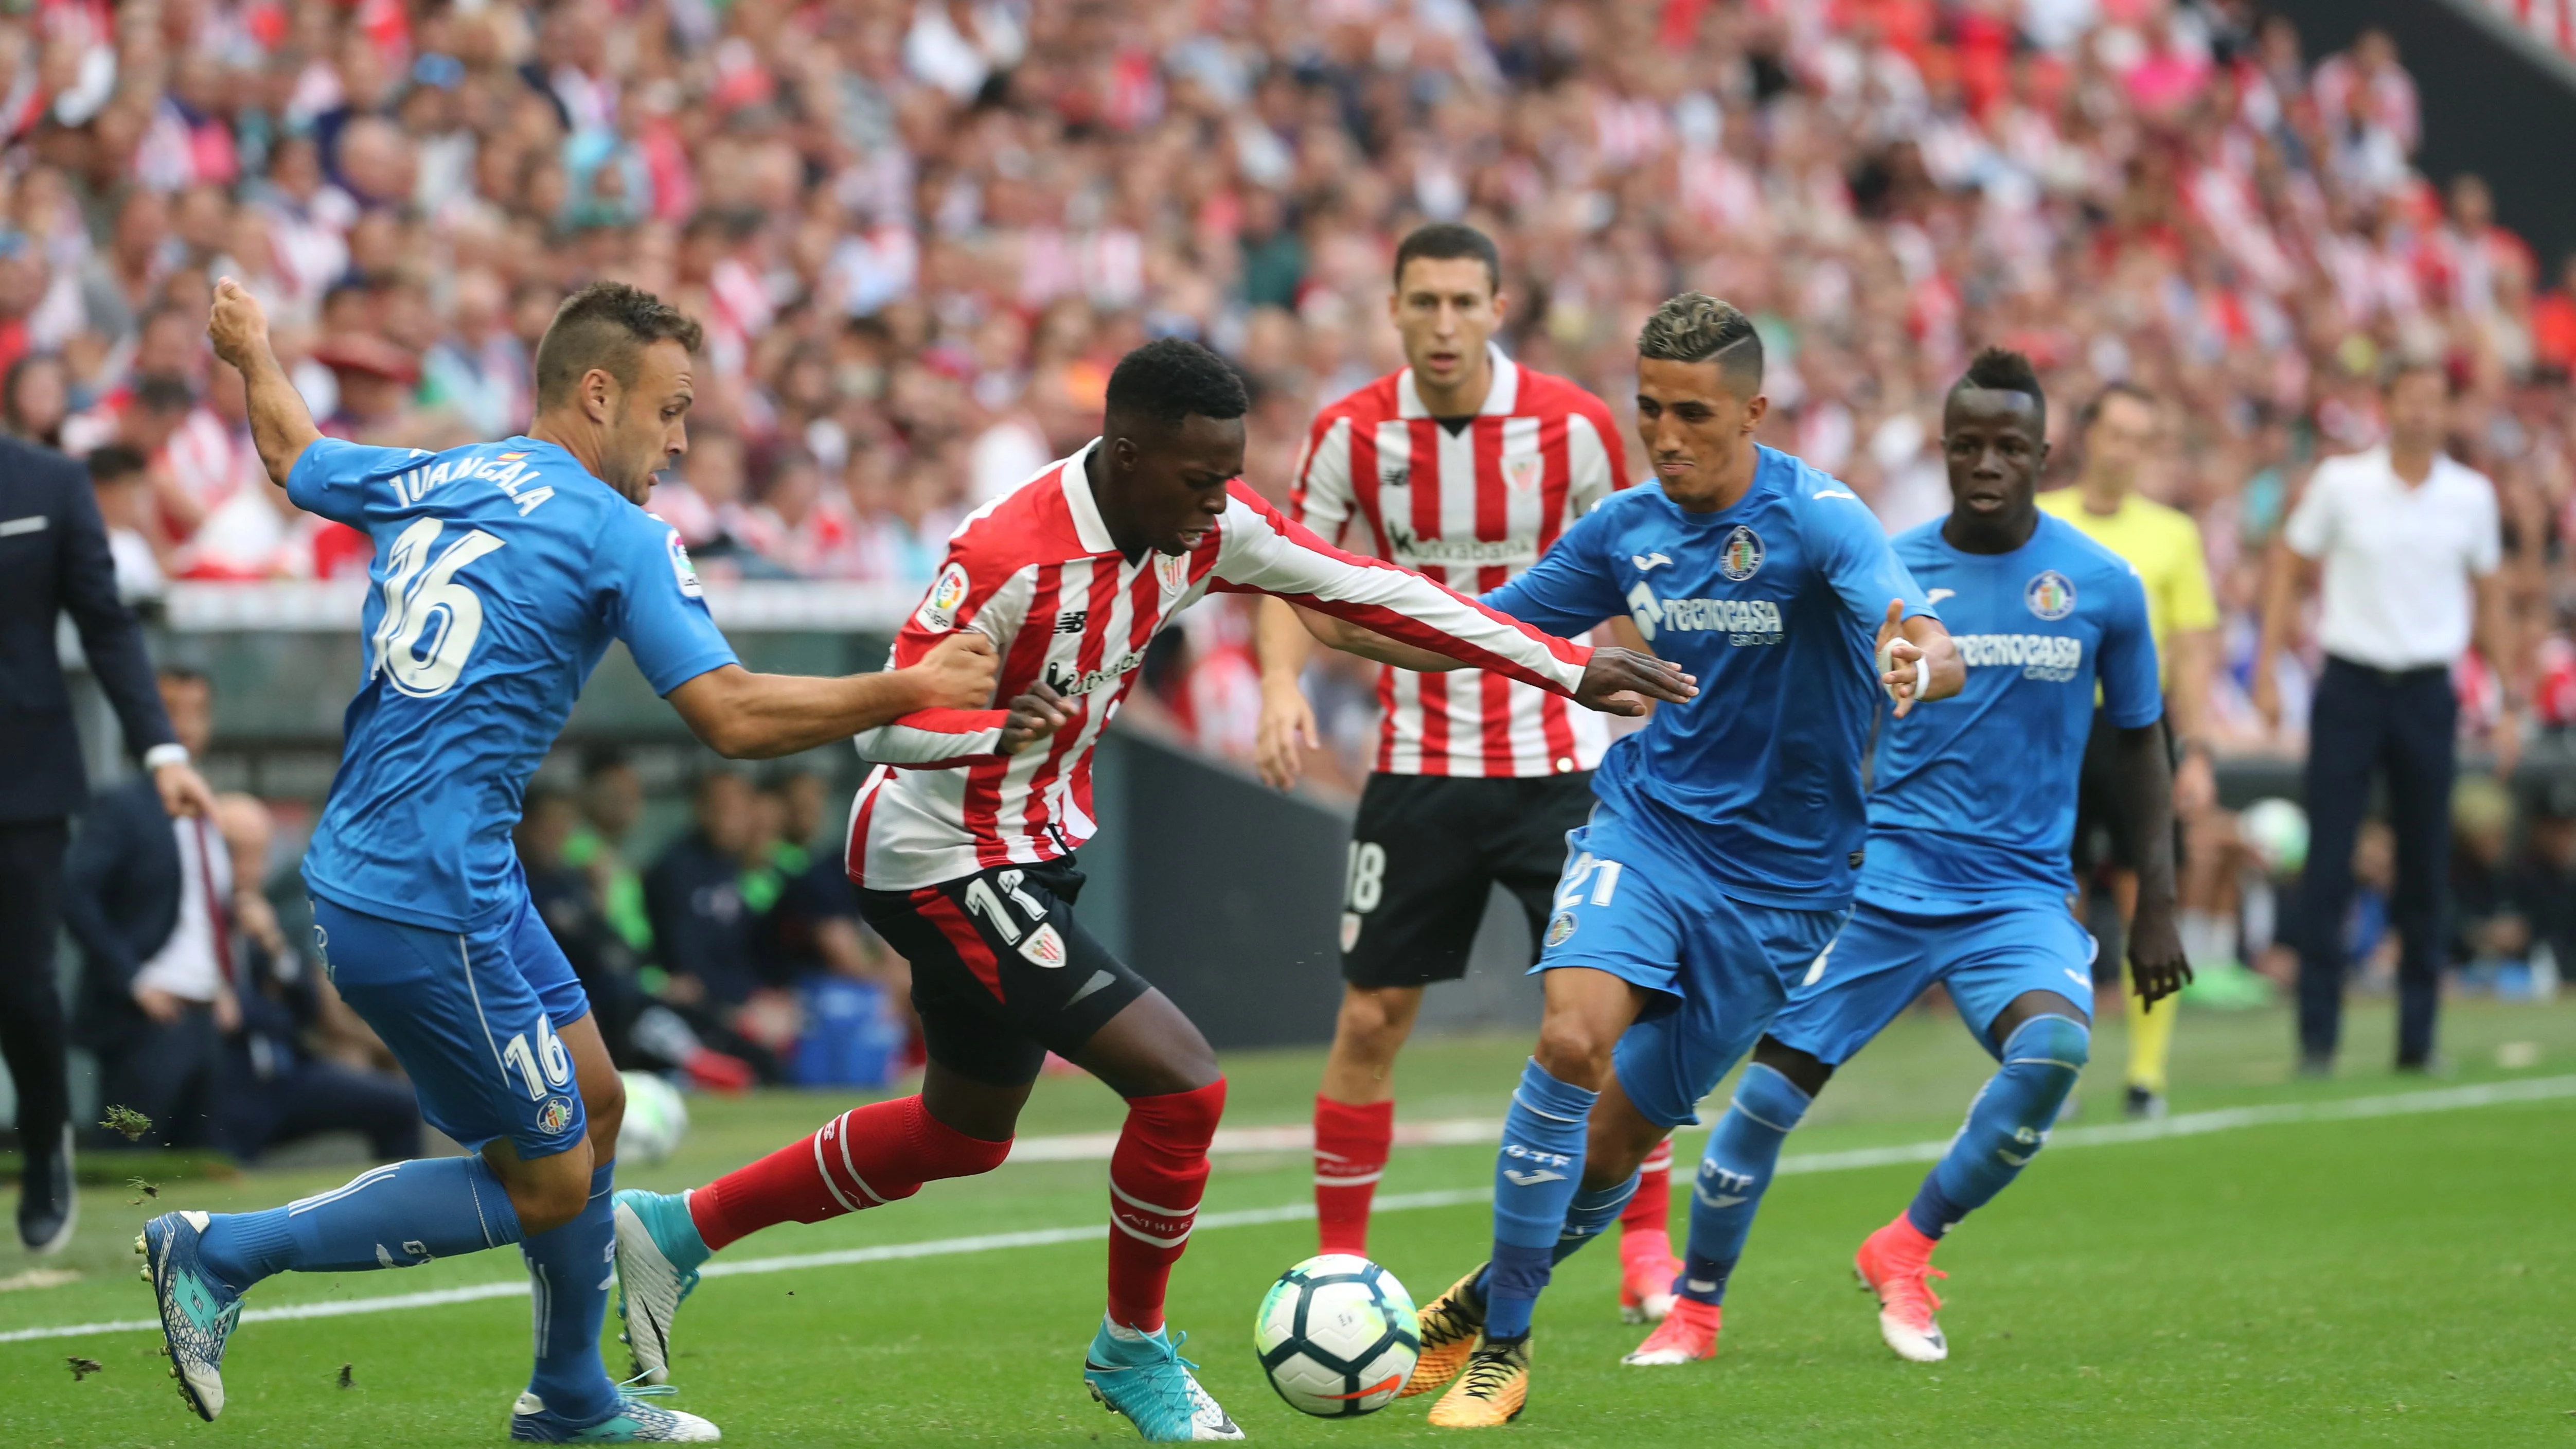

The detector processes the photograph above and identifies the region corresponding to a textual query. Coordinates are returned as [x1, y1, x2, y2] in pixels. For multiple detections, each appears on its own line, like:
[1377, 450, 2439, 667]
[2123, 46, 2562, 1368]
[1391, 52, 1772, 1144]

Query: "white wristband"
[143, 743, 190, 771]
[1875, 644, 1928, 702]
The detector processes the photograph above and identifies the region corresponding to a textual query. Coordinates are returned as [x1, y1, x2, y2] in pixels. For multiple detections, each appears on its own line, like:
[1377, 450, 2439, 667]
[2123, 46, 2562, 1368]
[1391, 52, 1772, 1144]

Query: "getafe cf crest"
[1154, 551, 1189, 593]
[1503, 453, 1544, 494]
[1545, 911, 1578, 947]
[536, 1097, 576, 1135]
[2024, 570, 2076, 622]
[1719, 525, 1764, 581]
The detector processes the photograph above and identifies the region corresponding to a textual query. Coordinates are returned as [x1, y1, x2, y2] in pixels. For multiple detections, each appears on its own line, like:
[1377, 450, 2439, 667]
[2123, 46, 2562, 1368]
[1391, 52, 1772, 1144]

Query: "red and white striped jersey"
[1291, 345, 1630, 777]
[847, 442, 1595, 891]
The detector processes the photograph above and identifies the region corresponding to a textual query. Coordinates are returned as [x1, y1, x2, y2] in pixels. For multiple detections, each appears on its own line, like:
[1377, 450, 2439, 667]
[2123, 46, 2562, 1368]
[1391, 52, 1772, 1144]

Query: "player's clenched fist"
[912, 630, 1001, 709]
[206, 276, 273, 374]
[1574, 646, 1697, 718]
[997, 678, 1072, 757]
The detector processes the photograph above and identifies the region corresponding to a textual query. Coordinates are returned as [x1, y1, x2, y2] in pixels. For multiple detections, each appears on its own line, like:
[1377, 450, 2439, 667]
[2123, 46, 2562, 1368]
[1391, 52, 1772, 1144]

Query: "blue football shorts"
[1532, 798, 1847, 1128]
[1766, 889, 2097, 1067]
[309, 886, 594, 1159]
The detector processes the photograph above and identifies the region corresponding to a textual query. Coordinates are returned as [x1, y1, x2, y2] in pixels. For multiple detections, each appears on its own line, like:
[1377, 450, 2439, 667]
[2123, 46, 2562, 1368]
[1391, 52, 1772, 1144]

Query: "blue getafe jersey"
[1863, 511, 2161, 903]
[290, 436, 738, 930]
[1486, 445, 1935, 909]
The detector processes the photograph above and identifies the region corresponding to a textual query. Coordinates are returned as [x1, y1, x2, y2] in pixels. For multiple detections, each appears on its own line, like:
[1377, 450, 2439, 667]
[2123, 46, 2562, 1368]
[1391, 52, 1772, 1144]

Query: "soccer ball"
[617, 1072, 690, 1164]
[1253, 1254, 1418, 1417]
[2240, 797, 2309, 874]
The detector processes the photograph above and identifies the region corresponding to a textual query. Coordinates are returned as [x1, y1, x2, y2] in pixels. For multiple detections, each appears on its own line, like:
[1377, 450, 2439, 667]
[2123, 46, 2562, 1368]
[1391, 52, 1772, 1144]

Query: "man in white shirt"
[64, 667, 246, 1148]
[2255, 361, 2522, 1073]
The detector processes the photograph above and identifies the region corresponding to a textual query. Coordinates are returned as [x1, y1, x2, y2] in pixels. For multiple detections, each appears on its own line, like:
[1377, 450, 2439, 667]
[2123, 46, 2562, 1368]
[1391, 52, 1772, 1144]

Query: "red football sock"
[1620, 1139, 1675, 1244]
[686, 1094, 1011, 1253]
[1618, 1134, 1679, 1268]
[1105, 1079, 1227, 1333]
[1312, 1095, 1394, 1257]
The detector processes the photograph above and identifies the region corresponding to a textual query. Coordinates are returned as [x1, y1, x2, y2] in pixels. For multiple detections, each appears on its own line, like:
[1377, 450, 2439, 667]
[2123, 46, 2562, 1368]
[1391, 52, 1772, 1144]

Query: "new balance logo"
[1503, 1169, 1568, 1187]
[1054, 610, 1089, 634]
[1632, 552, 1674, 572]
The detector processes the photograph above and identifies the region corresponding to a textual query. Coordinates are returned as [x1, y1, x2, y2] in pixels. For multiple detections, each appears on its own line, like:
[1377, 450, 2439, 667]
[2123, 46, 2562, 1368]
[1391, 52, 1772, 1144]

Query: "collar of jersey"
[1058, 438, 1117, 554]
[1396, 341, 1520, 419]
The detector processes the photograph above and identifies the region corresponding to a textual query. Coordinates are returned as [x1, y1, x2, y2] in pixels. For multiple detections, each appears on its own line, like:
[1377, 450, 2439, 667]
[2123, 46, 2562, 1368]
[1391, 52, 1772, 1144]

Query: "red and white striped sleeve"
[1563, 391, 1631, 515]
[852, 528, 1038, 768]
[1286, 412, 1355, 545]
[1207, 482, 1591, 696]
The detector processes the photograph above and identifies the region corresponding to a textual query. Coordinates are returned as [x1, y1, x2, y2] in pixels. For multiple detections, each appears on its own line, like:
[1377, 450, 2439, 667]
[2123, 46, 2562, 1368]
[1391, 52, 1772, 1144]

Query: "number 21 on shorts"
[1554, 852, 1625, 911]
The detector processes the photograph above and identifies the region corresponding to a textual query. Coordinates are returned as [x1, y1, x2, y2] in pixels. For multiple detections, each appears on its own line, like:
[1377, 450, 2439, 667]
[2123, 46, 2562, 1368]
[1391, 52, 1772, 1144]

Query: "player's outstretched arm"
[2115, 719, 2192, 1004]
[666, 632, 1000, 759]
[1253, 596, 1321, 790]
[207, 277, 323, 489]
[1874, 600, 1965, 718]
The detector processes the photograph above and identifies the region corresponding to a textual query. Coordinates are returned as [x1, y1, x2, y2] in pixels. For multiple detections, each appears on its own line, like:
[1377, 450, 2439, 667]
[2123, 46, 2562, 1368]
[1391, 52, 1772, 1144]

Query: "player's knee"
[588, 1075, 629, 1158]
[503, 1151, 594, 1235]
[1532, 1019, 1616, 1087]
[1334, 987, 1418, 1062]
[2000, 1014, 2090, 1092]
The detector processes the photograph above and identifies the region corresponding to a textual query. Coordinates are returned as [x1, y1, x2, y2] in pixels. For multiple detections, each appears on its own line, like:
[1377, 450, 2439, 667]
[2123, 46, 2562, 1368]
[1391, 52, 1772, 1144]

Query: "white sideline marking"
[6, 1075, 2565, 1347]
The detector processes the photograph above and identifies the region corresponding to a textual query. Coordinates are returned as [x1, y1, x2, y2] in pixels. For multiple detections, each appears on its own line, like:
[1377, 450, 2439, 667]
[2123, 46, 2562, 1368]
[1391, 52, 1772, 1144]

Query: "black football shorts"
[857, 859, 1149, 1087]
[1338, 771, 1597, 989]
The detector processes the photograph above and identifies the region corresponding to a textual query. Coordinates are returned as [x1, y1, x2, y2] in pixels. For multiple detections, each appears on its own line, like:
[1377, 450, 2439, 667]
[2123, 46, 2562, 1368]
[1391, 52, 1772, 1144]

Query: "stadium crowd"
[6, 0, 2575, 1026]
[9, 0, 2573, 771]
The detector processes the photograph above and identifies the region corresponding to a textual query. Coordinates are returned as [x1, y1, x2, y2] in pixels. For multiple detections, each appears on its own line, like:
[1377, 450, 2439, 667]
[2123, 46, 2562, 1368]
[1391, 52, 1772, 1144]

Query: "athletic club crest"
[1018, 923, 1068, 968]
[1719, 525, 1764, 581]
[2024, 570, 2076, 621]
[1154, 551, 1189, 593]
[1503, 453, 1544, 495]
[1340, 912, 1362, 952]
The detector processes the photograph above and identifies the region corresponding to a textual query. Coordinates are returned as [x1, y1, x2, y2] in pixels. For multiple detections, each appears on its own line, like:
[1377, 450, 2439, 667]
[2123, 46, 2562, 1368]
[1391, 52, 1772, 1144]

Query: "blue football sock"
[1905, 1015, 2089, 1239]
[199, 1156, 523, 1287]
[1551, 1172, 1639, 1266]
[521, 1160, 620, 1425]
[1483, 1058, 1595, 1342]
[1678, 1063, 1811, 1306]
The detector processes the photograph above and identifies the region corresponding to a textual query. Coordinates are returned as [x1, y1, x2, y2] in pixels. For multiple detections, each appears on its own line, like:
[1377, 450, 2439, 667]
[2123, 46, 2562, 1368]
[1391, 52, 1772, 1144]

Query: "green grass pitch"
[6, 997, 2572, 1446]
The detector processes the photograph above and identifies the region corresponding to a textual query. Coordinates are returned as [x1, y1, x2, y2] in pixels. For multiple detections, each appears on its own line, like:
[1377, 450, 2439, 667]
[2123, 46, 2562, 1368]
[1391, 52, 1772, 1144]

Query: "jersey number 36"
[371, 518, 507, 698]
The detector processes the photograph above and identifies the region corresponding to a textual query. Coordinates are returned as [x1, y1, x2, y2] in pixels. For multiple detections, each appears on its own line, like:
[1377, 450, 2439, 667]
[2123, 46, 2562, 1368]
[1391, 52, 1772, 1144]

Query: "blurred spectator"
[3, 354, 69, 448]
[519, 782, 649, 1065]
[643, 769, 783, 1078]
[562, 747, 656, 963]
[87, 444, 166, 607]
[64, 666, 416, 1158]
[755, 769, 899, 991]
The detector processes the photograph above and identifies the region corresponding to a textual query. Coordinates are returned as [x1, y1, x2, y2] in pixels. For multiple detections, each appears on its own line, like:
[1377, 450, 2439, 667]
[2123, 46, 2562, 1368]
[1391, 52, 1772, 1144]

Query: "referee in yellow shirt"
[2039, 383, 2218, 1119]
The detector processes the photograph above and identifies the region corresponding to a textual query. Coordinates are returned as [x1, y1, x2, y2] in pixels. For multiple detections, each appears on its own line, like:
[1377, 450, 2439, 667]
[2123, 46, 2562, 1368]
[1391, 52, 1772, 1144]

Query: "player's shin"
[1312, 1095, 1393, 1257]
[1678, 1063, 1812, 1307]
[1105, 1079, 1225, 1334]
[518, 1161, 620, 1425]
[1904, 1015, 2089, 1239]
[1484, 1059, 1596, 1342]
[196, 1156, 524, 1287]
[686, 1095, 1012, 1252]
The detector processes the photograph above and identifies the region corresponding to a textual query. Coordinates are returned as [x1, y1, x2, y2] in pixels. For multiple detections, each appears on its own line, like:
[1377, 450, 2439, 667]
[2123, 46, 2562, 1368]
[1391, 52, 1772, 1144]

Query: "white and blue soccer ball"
[617, 1072, 690, 1164]
[1253, 1253, 1418, 1417]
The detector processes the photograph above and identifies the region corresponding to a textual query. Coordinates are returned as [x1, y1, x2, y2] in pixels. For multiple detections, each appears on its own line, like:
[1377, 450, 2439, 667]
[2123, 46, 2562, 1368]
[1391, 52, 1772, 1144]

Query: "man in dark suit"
[0, 428, 217, 1253]
[64, 667, 420, 1164]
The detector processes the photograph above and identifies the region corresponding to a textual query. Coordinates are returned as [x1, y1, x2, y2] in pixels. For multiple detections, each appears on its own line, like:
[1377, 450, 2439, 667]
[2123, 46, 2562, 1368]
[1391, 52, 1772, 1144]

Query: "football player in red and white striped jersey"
[1251, 224, 1683, 1322]
[610, 338, 1692, 1442]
